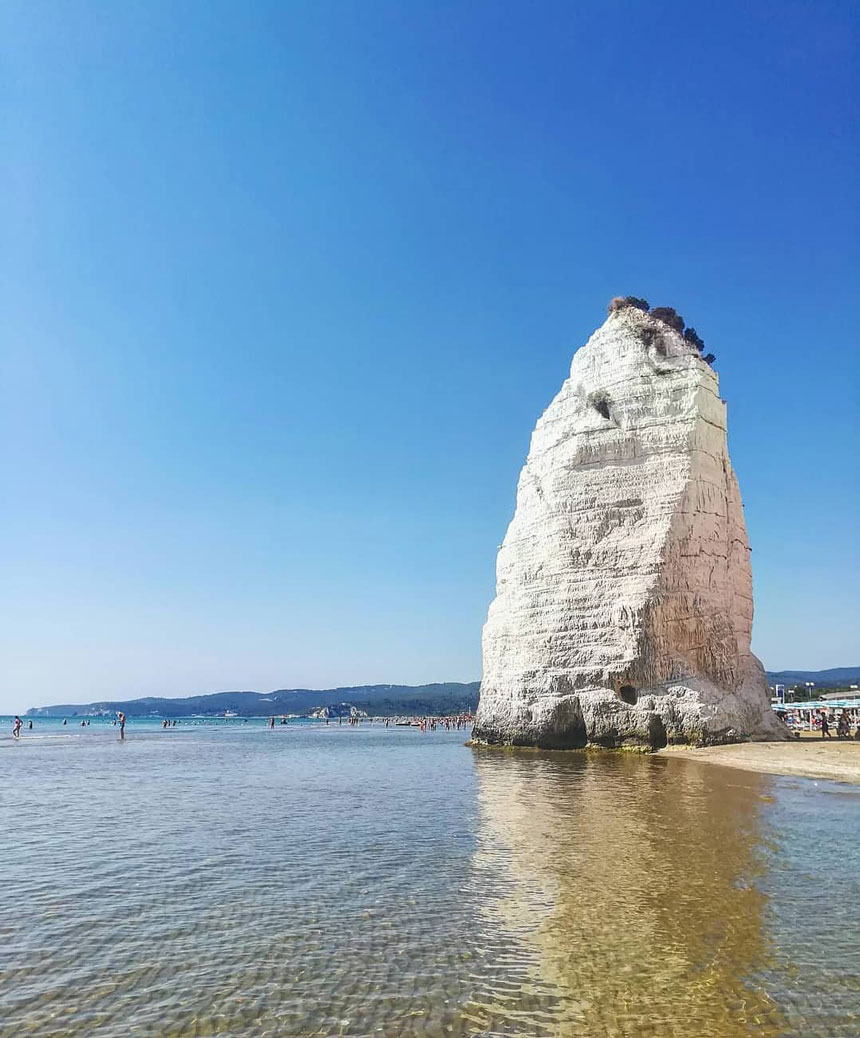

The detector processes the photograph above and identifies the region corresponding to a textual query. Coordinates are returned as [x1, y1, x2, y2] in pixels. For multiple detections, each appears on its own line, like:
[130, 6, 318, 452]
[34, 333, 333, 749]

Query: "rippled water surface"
[2, 720, 858, 1036]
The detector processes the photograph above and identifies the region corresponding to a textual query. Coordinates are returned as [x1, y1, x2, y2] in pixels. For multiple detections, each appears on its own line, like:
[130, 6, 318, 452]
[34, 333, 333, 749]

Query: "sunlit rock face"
[473, 302, 786, 749]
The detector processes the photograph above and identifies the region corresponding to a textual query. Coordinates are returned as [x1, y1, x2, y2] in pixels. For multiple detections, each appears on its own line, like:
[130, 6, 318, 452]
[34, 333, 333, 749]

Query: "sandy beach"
[661, 736, 860, 784]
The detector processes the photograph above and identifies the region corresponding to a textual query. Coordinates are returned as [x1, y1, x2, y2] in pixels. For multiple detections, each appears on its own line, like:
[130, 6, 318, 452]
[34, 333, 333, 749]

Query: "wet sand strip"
[660, 738, 860, 784]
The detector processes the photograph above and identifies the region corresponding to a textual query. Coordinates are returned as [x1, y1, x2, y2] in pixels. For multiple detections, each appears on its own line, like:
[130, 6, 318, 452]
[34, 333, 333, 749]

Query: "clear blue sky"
[2, 1, 858, 712]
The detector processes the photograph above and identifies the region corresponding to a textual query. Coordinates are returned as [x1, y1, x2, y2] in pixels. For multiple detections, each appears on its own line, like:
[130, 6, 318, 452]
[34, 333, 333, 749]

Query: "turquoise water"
[1, 719, 858, 1036]
[2, 715, 326, 734]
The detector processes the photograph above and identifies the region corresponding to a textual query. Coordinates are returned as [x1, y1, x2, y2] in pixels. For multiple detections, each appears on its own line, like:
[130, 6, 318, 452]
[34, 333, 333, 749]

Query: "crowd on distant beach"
[412, 716, 472, 732]
[780, 708, 860, 740]
[273, 713, 473, 731]
[10, 712, 473, 740]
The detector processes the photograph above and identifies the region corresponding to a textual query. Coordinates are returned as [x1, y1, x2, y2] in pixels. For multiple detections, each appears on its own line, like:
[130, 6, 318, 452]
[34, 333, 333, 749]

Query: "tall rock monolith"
[473, 299, 786, 749]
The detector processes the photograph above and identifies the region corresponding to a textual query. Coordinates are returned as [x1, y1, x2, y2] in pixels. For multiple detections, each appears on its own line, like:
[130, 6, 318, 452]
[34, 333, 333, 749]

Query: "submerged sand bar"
[660, 738, 860, 784]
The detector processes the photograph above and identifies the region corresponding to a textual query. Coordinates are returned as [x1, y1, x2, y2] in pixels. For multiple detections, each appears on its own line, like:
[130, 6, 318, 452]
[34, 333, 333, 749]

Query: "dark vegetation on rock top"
[608, 295, 716, 366]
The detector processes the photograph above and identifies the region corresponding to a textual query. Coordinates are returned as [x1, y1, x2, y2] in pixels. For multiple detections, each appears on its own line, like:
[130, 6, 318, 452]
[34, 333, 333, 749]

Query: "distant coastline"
[25, 681, 481, 720]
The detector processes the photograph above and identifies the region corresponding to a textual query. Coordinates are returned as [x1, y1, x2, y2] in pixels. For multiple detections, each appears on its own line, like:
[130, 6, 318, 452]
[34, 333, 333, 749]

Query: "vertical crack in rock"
[473, 302, 787, 750]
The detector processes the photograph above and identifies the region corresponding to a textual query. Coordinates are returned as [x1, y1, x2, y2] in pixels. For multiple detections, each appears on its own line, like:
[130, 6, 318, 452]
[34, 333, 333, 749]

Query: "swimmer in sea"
[12, 716, 23, 739]
[118, 711, 126, 740]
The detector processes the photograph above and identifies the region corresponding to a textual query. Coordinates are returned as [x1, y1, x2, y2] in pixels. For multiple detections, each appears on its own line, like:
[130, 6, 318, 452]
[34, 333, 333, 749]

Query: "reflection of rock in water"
[464, 749, 787, 1037]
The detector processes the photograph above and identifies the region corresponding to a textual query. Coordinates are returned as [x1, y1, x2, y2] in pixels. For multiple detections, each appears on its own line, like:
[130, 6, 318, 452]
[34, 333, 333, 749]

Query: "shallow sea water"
[1, 719, 858, 1037]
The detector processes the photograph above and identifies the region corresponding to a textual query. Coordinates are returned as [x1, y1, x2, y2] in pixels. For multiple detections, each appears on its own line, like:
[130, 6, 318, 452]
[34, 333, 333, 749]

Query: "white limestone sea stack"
[473, 298, 787, 750]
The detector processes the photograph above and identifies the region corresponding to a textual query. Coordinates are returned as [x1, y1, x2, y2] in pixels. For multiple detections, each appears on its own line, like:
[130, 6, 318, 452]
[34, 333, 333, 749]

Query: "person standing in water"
[12, 716, 23, 739]
[118, 711, 126, 739]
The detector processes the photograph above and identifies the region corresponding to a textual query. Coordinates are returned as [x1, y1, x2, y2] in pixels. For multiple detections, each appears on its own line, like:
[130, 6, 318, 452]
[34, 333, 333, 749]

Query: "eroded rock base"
[472, 679, 787, 751]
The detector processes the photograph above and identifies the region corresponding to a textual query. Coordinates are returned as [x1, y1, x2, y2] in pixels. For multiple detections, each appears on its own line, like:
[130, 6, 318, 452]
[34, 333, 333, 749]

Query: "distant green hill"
[26, 682, 480, 718]
[765, 667, 860, 687]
